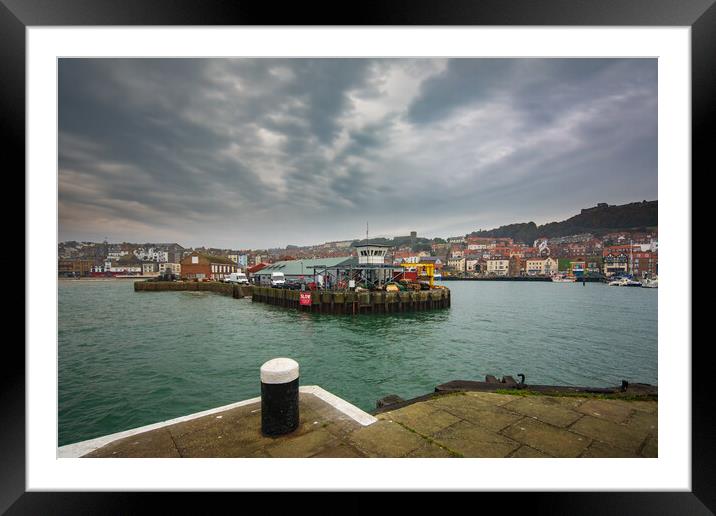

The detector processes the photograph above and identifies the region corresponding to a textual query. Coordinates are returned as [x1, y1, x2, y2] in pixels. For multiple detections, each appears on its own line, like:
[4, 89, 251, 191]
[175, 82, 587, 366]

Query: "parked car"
[284, 279, 303, 290]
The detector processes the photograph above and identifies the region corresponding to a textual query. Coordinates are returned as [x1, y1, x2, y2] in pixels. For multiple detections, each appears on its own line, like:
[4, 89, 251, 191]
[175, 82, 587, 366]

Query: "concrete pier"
[59, 386, 656, 458]
[135, 281, 451, 314]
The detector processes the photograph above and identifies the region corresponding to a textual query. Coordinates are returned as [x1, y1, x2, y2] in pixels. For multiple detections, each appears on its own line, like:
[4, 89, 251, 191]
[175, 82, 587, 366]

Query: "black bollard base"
[260, 358, 300, 436]
[261, 378, 299, 436]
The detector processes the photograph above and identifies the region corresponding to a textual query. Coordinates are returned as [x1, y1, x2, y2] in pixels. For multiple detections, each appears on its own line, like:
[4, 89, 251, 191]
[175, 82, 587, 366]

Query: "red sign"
[300, 292, 312, 306]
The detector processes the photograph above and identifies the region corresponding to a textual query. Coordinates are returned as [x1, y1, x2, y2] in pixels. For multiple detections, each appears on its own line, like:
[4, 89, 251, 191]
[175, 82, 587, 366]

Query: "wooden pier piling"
[135, 281, 450, 314]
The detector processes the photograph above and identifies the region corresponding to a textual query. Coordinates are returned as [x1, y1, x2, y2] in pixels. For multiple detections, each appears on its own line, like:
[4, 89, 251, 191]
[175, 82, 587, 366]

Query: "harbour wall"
[134, 280, 252, 298]
[441, 276, 603, 282]
[442, 276, 551, 282]
[135, 281, 450, 314]
[251, 285, 450, 314]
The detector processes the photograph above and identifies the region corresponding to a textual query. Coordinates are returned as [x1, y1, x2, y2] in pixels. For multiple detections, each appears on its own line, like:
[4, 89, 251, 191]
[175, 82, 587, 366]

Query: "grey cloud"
[58, 58, 657, 248]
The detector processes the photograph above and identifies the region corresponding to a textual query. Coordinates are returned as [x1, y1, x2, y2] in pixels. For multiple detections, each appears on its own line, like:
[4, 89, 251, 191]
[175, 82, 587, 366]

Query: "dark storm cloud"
[58, 58, 657, 248]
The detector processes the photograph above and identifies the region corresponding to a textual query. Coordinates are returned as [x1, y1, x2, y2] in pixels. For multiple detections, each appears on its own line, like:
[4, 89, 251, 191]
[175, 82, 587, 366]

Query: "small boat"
[608, 277, 642, 287]
[551, 274, 576, 283]
[642, 277, 658, 288]
[623, 278, 642, 287]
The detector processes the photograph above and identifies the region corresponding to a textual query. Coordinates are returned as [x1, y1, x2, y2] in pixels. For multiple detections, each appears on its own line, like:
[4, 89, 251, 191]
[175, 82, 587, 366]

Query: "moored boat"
[642, 277, 658, 288]
[551, 274, 576, 283]
[608, 276, 643, 287]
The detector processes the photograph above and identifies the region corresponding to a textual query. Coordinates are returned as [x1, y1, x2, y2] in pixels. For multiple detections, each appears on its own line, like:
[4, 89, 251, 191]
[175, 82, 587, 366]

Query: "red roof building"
[631, 251, 658, 278]
[247, 263, 268, 274]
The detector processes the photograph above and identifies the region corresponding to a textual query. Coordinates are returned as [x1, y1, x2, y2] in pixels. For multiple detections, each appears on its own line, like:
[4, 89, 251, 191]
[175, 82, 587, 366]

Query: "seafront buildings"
[57, 201, 657, 281]
[57, 228, 657, 281]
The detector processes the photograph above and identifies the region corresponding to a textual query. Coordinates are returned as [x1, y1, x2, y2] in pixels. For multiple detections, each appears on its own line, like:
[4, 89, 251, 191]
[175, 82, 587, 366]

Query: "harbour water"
[58, 279, 657, 446]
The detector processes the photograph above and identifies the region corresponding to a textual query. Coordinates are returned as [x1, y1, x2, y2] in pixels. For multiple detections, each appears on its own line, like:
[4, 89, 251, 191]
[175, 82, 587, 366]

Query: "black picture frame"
[6, 0, 710, 512]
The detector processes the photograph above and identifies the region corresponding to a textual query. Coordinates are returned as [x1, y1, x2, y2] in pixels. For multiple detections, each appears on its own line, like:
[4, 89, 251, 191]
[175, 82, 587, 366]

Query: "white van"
[271, 272, 286, 287]
[225, 272, 249, 284]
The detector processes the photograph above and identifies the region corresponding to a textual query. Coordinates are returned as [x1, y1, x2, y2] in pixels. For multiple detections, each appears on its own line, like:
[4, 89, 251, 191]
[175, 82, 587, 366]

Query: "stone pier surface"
[60, 389, 656, 458]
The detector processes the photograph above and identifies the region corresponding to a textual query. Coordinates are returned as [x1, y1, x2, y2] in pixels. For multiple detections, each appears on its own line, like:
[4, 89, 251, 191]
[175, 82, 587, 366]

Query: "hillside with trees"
[469, 200, 657, 244]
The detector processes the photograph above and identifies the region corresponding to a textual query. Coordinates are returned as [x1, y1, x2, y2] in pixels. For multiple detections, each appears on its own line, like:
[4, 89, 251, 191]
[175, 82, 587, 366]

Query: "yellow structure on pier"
[400, 262, 436, 288]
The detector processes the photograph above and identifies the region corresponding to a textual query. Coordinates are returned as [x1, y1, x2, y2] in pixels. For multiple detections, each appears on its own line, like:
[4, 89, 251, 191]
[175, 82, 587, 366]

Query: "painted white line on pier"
[57, 395, 262, 458]
[57, 385, 376, 458]
[300, 385, 378, 426]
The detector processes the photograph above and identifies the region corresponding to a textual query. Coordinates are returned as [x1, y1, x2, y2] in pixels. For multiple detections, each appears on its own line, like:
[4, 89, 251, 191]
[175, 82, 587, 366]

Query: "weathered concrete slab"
[580, 440, 638, 458]
[628, 400, 659, 414]
[348, 420, 428, 457]
[641, 436, 658, 458]
[75, 388, 370, 458]
[464, 391, 516, 406]
[576, 399, 634, 424]
[84, 428, 180, 458]
[266, 428, 341, 458]
[509, 445, 552, 458]
[405, 441, 458, 458]
[68, 388, 657, 459]
[310, 442, 367, 458]
[624, 409, 658, 436]
[569, 415, 649, 455]
[432, 420, 521, 457]
[430, 398, 523, 432]
[502, 417, 591, 458]
[502, 396, 585, 428]
[378, 403, 462, 436]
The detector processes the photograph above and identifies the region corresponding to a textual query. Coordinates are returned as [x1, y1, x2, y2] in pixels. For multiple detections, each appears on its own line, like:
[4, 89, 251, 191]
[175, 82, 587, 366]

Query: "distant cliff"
[470, 200, 657, 243]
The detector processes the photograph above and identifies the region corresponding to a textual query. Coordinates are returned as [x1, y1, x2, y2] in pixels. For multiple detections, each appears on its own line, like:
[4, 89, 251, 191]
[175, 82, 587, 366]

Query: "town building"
[465, 258, 480, 273]
[142, 262, 159, 275]
[247, 263, 268, 278]
[602, 244, 641, 256]
[159, 262, 181, 276]
[418, 256, 443, 270]
[134, 248, 169, 262]
[485, 258, 509, 276]
[447, 257, 466, 272]
[569, 260, 586, 278]
[108, 255, 143, 275]
[180, 252, 239, 281]
[509, 256, 525, 276]
[449, 246, 465, 259]
[253, 256, 355, 286]
[58, 259, 95, 277]
[631, 251, 658, 278]
[603, 253, 629, 277]
[356, 244, 390, 265]
[525, 257, 559, 276]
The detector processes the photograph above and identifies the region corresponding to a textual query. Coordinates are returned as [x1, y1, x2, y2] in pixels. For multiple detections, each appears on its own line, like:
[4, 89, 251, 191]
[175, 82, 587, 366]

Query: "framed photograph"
[9, 0, 710, 512]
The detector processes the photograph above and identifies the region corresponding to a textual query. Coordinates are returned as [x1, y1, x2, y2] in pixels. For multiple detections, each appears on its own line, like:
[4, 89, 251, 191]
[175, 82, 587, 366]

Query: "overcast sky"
[58, 58, 657, 249]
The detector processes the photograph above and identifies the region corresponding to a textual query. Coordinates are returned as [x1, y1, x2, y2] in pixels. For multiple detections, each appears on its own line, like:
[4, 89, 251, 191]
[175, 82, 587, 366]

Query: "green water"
[58, 279, 657, 446]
